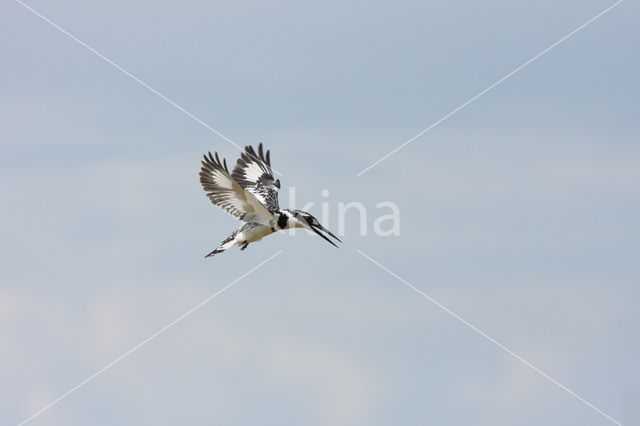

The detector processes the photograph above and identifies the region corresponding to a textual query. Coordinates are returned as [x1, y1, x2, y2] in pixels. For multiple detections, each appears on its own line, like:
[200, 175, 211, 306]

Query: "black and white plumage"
[199, 143, 341, 257]
[231, 144, 281, 212]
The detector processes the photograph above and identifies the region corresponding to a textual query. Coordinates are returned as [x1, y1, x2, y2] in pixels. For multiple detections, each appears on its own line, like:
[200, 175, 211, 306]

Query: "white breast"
[242, 224, 275, 243]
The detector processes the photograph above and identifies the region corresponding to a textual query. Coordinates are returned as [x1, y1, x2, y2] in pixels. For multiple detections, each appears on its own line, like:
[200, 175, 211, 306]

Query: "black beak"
[310, 223, 341, 247]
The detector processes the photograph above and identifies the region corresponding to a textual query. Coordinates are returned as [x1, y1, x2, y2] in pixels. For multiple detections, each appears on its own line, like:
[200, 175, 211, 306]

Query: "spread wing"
[199, 151, 274, 225]
[231, 143, 280, 211]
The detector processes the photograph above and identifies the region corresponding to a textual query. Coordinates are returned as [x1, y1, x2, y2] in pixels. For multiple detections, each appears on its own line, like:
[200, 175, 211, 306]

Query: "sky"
[1, 0, 639, 425]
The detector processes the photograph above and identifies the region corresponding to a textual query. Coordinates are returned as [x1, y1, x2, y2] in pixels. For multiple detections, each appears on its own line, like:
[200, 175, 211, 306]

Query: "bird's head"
[287, 210, 342, 247]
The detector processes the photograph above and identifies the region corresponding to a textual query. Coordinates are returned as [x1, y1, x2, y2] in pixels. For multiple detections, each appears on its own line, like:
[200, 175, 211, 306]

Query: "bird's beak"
[310, 223, 342, 247]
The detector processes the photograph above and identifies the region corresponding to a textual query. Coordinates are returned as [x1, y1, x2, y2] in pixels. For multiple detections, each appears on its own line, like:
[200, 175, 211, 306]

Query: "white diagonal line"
[13, 0, 283, 176]
[17, 250, 283, 426]
[356, 250, 623, 426]
[13, 0, 237, 149]
[356, 0, 624, 176]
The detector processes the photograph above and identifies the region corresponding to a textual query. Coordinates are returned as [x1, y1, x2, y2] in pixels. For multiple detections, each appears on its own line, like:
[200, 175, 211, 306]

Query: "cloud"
[265, 338, 378, 426]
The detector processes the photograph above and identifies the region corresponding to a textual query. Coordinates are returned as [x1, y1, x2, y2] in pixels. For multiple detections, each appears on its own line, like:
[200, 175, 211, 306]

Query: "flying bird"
[199, 143, 341, 257]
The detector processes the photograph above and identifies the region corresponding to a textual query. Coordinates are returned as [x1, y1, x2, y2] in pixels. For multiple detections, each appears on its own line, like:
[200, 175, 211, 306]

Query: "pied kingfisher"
[199, 143, 341, 257]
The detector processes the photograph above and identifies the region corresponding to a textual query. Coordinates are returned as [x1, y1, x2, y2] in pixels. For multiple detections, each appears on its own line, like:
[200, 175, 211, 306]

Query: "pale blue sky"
[1, 1, 639, 425]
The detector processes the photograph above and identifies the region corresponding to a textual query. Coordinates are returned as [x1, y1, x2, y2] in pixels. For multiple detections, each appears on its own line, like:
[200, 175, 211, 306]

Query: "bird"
[199, 143, 341, 257]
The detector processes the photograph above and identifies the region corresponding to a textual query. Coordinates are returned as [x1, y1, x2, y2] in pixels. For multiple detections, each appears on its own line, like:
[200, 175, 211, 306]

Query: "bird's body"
[199, 144, 340, 257]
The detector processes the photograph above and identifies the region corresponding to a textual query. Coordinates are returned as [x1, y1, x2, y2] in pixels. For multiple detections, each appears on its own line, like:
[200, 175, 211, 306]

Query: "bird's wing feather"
[199, 151, 274, 225]
[231, 143, 280, 211]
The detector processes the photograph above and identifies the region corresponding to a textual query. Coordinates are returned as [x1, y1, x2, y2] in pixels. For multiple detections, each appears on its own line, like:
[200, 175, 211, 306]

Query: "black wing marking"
[231, 143, 281, 211]
[199, 151, 274, 225]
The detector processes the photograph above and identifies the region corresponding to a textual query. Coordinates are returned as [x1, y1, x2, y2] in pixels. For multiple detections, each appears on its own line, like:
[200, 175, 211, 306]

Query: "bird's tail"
[205, 229, 239, 258]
